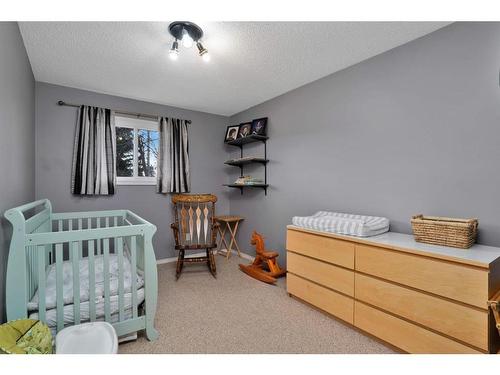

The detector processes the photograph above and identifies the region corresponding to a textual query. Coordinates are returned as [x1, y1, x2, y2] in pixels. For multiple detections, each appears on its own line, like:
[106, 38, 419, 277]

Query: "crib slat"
[78, 219, 83, 258]
[72, 242, 81, 324]
[27, 245, 33, 300]
[46, 245, 51, 268]
[117, 237, 125, 322]
[114, 216, 118, 228]
[96, 218, 102, 255]
[131, 236, 138, 319]
[37, 246, 46, 323]
[55, 243, 64, 331]
[88, 240, 96, 322]
[103, 238, 111, 321]
[69, 220, 73, 262]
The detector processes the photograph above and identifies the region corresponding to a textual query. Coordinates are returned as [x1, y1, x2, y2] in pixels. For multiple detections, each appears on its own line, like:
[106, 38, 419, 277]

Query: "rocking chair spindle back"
[171, 194, 218, 279]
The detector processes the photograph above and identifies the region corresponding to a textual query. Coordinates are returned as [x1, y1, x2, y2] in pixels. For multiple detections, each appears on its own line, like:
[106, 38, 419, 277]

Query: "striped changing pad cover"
[292, 211, 390, 237]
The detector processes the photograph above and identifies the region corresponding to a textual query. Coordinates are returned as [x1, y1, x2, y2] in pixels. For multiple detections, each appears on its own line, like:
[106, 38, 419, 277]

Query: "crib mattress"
[29, 288, 145, 336]
[292, 211, 390, 237]
[28, 253, 144, 311]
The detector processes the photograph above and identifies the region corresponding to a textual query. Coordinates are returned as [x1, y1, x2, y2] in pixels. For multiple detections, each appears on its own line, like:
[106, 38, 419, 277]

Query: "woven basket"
[411, 215, 478, 249]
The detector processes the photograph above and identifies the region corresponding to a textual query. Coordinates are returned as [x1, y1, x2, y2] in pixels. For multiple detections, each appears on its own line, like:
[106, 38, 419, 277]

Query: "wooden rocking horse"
[239, 231, 286, 284]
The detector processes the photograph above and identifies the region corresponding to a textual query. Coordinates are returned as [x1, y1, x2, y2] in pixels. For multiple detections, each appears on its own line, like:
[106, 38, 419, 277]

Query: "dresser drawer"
[287, 273, 354, 324]
[355, 273, 488, 350]
[286, 229, 354, 269]
[287, 251, 354, 296]
[355, 244, 489, 308]
[354, 301, 481, 354]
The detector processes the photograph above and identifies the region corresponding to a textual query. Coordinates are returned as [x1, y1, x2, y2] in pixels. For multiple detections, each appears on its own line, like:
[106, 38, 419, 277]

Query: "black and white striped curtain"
[157, 117, 190, 193]
[71, 105, 116, 195]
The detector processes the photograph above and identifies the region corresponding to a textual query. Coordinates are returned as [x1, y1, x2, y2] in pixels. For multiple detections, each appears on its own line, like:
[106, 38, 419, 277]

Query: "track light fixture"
[168, 21, 210, 62]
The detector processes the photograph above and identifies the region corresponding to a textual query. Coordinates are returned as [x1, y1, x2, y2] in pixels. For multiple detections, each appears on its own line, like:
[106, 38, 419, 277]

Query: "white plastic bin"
[56, 322, 118, 354]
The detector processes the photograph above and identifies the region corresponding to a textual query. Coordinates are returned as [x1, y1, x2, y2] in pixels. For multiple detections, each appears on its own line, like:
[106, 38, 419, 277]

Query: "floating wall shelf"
[224, 157, 269, 167]
[225, 134, 268, 147]
[224, 134, 269, 195]
[223, 184, 269, 193]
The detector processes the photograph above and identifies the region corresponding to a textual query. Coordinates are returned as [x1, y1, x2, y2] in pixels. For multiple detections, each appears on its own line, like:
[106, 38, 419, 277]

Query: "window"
[115, 116, 159, 185]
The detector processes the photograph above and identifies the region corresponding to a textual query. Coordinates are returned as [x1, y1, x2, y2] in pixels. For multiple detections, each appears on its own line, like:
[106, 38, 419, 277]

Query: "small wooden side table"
[214, 215, 244, 259]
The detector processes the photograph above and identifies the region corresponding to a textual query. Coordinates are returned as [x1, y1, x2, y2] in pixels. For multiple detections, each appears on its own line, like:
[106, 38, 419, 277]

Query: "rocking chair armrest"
[488, 289, 500, 330]
[488, 289, 500, 307]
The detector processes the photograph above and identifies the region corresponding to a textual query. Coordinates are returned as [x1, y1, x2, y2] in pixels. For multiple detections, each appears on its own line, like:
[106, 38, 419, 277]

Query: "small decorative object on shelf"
[224, 118, 269, 195]
[225, 125, 239, 142]
[251, 117, 267, 136]
[233, 175, 264, 185]
[238, 122, 252, 138]
[411, 214, 478, 249]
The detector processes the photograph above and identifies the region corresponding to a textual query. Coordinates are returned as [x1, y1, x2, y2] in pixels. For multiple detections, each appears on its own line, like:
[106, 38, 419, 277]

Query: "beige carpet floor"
[119, 255, 395, 354]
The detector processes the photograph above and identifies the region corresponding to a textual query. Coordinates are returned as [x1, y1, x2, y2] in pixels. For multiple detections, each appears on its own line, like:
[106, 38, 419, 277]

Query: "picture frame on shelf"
[238, 122, 252, 138]
[251, 117, 267, 136]
[224, 125, 240, 142]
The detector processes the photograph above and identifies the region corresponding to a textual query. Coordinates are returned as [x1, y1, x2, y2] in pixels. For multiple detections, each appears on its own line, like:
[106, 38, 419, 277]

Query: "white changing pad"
[28, 254, 144, 312]
[292, 211, 390, 237]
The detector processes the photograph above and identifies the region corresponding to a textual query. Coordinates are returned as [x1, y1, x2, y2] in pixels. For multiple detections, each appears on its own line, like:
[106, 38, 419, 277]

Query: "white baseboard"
[217, 248, 254, 261]
[156, 249, 254, 265]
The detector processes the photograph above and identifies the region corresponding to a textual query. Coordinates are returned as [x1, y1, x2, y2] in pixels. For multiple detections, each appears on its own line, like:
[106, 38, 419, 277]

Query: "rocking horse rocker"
[239, 231, 286, 284]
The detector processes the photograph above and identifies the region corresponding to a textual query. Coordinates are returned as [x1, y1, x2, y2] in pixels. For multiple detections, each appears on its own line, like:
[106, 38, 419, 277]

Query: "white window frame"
[115, 116, 159, 186]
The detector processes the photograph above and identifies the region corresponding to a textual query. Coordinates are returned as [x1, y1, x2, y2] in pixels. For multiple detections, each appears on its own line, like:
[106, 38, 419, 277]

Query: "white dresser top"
[287, 225, 500, 268]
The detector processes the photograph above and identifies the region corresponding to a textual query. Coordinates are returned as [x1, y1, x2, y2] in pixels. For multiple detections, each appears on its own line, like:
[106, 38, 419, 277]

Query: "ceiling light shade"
[168, 22, 209, 62]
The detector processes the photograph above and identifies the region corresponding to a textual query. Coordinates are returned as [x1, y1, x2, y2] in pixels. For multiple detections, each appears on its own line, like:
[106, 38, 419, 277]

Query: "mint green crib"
[4, 199, 159, 341]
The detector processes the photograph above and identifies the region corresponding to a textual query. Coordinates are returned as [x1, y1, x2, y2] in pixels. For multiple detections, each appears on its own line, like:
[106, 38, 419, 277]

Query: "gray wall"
[35, 82, 230, 261]
[0, 22, 35, 323]
[229, 22, 500, 258]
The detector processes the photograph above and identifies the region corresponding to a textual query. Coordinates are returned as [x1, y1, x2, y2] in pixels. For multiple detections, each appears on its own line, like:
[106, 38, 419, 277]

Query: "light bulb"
[169, 40, 179, 60]
[181, 29, 193, 48]
[196, 41, 209, 62]
[169, 50, 178, 60]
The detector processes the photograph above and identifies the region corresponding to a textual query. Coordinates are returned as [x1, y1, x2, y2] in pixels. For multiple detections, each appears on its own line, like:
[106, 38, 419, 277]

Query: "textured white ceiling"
[19, 22, 450, 116]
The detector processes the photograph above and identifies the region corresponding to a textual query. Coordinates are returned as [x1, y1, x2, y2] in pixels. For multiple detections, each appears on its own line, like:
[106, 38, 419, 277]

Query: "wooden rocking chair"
[171, 194, 218, 279]
[239, 231, 286, 284]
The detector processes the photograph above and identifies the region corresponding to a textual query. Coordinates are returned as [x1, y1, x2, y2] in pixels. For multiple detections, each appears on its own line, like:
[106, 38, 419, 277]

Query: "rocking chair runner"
[171, 194, 219, 279]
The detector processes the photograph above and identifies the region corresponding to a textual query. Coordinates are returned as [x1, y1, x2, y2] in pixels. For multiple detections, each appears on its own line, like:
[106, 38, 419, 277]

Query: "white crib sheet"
[29, 288, 145, 336]
[28, 254, 144, 311]
[292, 211, 390, 237]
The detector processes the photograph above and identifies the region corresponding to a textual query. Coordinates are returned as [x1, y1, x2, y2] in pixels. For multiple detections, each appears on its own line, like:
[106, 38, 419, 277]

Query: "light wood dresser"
[286, 225, 500, 353]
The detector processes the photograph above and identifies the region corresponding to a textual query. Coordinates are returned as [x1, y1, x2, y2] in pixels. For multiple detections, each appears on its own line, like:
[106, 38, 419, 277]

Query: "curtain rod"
[57, 100, 191, 124]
